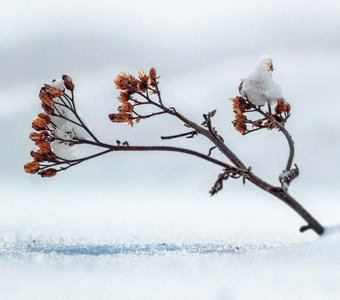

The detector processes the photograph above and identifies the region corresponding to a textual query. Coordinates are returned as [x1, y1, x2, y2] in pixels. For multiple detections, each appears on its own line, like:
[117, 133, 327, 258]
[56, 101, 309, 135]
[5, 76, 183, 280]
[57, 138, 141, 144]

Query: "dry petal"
[118, 91, 131, 102]
[24, 161, 40, 174]
[233, 113, 247, 134]
[275, 99, 286, 114]
[149, 67, 157, 87]
[114, 73, 129, 90]
[233, 96, 246, 114]
[138, 70, 148, 83]
[119, 101, 134, 113]
[36, 141, 52, 154]
[32, 117, 49, 131]
[284, 103, 291, 113]
[109, 113, 134, 126]
[39, 88, 54, 107]
[114, 73, 137, 91]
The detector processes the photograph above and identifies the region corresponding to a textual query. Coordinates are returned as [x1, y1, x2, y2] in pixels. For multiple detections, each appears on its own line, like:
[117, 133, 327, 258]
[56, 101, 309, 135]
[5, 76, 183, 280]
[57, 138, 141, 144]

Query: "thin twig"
[161, 130, 197, 140]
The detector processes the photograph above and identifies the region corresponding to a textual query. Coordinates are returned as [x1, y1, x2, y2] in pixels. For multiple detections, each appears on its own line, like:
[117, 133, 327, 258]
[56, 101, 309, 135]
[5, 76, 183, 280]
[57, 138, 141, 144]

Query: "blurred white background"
[1, 0, 340, 248]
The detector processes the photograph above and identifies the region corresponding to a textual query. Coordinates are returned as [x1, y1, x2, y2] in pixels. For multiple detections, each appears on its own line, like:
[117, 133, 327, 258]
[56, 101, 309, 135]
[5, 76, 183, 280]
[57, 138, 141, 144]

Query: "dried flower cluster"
[24, 76, 77, 177]
[232, 96, 291, 135]
[23, 66, 326, 236]
[109, 68, 159, 126]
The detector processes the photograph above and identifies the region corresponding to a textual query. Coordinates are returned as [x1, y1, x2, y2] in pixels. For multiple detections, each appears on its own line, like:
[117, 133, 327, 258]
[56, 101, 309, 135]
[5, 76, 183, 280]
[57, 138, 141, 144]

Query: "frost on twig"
[210, 167, 251, 196]
[279, 164, 299, 191]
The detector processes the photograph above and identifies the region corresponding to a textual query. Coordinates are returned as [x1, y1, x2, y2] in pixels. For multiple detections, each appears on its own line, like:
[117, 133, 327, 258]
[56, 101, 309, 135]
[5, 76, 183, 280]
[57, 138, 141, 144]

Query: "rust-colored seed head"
[38, 113, 51, 124]
[39, 88, 54, 107]
[119, 101, 134, 114]
[44, 84, 64, 98]
[29, 131, 48, 142]
[119, 91, 131, 102]
[149, 67, 157, 87]
[40, 168, 57, 178]
[42, 103, 54, 115]
[235, 113, 247, 122]
[275, 99, 286, 114]
[115, 73, 138, 91]
[284, 103, 291, 113]
[137, 81, 148, 93]
[30, 150, 48, 162]
[233, 113, 247, 134]
[114, 73, 139, 92]
[138, 70, 149, 83]
[127, 75, 138, 87]
[109, 113, 134, 126]
[233, 96, 246, 114]
[62, 75, 75, 91]
[32, 117, 49, 131]
[114, 73, 128, 90]
[24, 161, 40, 174]
[36, 141, 52, 154]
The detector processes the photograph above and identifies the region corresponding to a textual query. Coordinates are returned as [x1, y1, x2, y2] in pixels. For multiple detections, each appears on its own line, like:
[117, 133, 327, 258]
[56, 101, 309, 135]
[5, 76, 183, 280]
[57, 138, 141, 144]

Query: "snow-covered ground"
[1, 230, 339, 300]
[1, 185, 340, 299]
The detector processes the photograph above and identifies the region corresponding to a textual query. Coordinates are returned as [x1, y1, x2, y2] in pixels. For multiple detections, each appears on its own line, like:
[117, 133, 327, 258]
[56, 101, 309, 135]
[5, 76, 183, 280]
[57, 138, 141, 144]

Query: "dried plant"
[25, 68, 324, 235]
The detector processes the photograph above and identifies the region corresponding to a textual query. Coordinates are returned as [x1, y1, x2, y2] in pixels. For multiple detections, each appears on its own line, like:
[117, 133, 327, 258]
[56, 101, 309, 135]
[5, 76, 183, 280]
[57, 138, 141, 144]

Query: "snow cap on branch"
[239, 55, 284, 106]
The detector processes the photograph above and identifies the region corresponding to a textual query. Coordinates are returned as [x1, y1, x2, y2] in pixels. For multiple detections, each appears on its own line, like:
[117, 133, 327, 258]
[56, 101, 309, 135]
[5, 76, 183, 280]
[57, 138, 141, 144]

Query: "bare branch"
[25, 71, 325, 236]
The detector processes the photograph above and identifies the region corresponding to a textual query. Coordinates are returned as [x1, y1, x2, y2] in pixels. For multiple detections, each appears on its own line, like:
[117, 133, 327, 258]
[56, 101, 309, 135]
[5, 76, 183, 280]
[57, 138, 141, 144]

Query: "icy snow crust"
[1, 230, 340, 300]
[0, 241, 282, 257]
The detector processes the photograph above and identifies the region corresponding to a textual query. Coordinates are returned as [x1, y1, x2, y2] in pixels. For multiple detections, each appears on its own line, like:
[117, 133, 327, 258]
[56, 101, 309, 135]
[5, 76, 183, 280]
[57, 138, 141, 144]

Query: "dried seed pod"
[62, 75, 75, 91]
[138, 70, 148, 83]
[24, 161, 40, 174]
[42, 103, 54, 115]
[40, 168, 57, 178]
[149, 67, 157, 87]
[233, 96, 247, 114]
[233, 113, 247, 134]
[119, 91, 131, 102]
[118, 101, 134, 113]
[108, 113, 134, 126]
[32, 117, 49, 131]
[36, 141, 52, 154]
[38, 113, 51, 124]
[39, 88, 54, 107]
[275, 99, 286, 114]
